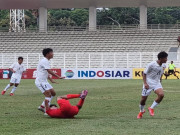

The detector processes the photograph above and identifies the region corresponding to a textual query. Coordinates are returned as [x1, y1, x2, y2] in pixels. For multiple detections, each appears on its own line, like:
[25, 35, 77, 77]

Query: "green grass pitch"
[0, 79, 180, 135]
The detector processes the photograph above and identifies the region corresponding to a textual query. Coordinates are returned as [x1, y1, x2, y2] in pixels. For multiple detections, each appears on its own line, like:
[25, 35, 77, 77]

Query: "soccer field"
[0, 79, 180, 135]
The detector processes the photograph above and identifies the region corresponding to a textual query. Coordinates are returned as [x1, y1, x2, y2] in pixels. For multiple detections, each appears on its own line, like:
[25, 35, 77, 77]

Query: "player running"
[45, 90, 88, 118]
[35, 48, 64, 114]
[137, 51, 168, 119]
[1, 57, 26, 96]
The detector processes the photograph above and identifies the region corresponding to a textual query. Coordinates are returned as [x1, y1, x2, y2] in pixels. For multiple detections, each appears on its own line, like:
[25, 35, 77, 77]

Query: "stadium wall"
[0, 69, 61, 79]
[1, 68, 179, 80]
[62, 68, 180, 80]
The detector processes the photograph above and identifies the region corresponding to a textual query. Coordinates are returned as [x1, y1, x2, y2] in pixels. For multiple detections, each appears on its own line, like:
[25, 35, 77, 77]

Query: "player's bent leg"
[50, 89, 56, 97]
[137, 96, 148, 119]
[46, 83, 55, 105]
[44, 96, 52, 115]
[67, 94, 81, 99]
[56, 90, 88, 100]
[2, 83, 14, 95]
[174, 73, 179, 79]
[140, 96, 148, 106]
[148, 88, 164, 116]
[49, 89, 56, 105]
[10, 83, 19, 96]
[43, 90, 52, 101]
[76, 99, 84, 109]
[154, 88, 164, 103]
[38, 90, 52, 113]
[76, 90, 88, 109]
[57, 93, 81, 100]
[10, 83, 14, 86]
[14, 84, 19, 87]
[137, 87, 152, 119]
[39, 82, 54, 114]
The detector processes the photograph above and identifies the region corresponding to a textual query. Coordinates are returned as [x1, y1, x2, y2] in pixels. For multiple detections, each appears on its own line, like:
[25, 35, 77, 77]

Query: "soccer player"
[35, 48, 65, 114]
[45, 90, 88, 118]
[168, 61, 179, 79]
[1, 57, 26, 96]
[137, 51, 168, 119]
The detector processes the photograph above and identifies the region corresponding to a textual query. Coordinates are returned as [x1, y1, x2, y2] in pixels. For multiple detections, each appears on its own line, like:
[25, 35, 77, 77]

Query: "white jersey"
[36, 57, 50, 82]
[162, 63, 166, 69]
[144, 61, 164, 86]
[10, 62, 26, 79]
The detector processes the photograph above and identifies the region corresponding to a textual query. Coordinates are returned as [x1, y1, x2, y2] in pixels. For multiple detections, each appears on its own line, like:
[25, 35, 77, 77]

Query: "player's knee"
[50, 89, 56, 96]
[140, 97, 147, 104]
[76, 105, 82, 109]
[15, 84, 19, 87]
[140, 100, 146, 105]
[10, 83, 14, 86]
[158, 93, 164, 99]
[44, 91, 51, 97]
[51, 91, 56, 96]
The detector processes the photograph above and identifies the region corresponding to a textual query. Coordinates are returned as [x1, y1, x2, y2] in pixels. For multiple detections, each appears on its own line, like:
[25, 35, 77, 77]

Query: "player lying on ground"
[35, 48, 65, 114]
[44, 90, 88, 118]
[137, 51, 168, 119]
[2, 57, 26, 96]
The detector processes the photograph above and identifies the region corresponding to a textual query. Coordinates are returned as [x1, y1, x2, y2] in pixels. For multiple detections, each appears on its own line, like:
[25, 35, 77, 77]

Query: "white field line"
[164, 90, 180, 93]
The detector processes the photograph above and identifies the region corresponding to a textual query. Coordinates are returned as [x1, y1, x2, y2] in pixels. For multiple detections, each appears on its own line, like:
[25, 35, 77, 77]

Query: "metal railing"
[1, 24, 180, 32]
[0, 52, 179, 69]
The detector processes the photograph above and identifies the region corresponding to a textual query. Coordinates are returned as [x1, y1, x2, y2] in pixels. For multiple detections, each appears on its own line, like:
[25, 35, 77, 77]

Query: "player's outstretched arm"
[48, 76, 58, 84]
[47, 69, 65, 79]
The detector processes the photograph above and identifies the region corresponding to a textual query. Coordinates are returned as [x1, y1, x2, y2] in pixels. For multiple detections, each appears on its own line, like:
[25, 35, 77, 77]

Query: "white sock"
[50, 96, 54, 103]
[41, 101, 45, 107]
[4, 84, 11, 91]
[139, 105, 145, 112]
[41, 96, 54, 107]
[10, 86, 17, 93]
[150, 101, 159, 109]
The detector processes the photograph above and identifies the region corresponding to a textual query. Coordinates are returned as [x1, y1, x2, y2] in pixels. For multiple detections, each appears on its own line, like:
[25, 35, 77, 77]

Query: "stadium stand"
[0, 29, 179, 53]
[0, 29, 179, 68]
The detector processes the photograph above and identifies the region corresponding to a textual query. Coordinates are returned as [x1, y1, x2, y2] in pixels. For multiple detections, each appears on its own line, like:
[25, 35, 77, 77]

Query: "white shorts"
[35, 80, 53, 93]
[10, 77, 21, 84]
[141, 83, 163, 96]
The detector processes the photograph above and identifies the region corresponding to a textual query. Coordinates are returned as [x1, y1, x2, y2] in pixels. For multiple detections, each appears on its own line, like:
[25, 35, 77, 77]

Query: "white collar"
[155, 61, 161, 67]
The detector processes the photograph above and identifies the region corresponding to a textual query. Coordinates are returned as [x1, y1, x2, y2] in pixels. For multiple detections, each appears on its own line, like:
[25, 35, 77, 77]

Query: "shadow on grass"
[45, 116, 96, 120]
[136, 117, 179, 120]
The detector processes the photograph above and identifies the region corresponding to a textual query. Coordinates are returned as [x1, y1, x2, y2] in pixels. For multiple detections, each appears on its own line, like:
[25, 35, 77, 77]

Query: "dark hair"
[18, 57, 23, 60]
[50, 104, 57, 107]
[42, 48, 53, 57]
[157, 51, 168, 60]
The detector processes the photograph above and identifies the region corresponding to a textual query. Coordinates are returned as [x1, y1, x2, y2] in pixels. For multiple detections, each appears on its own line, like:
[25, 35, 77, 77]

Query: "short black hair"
[50, 104, 57, 107]
[18, 57, 23, 60]
[157, 51, 168, 60]
[42, 48, 53, 57]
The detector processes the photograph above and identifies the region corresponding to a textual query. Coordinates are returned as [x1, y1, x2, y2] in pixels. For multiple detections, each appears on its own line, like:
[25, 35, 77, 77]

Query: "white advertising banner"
[61, 68, 132, 79]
